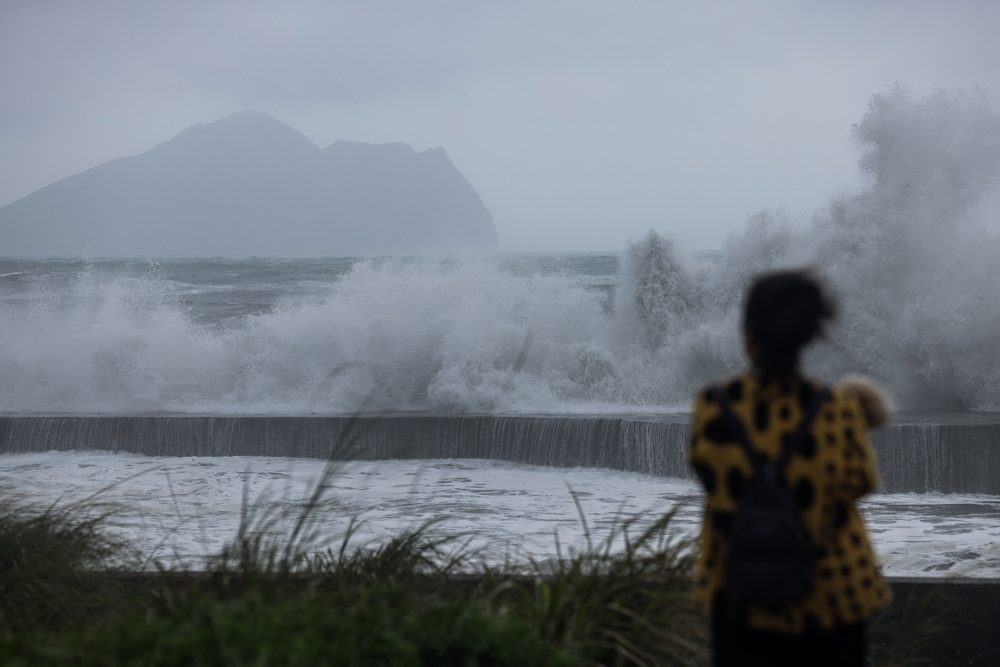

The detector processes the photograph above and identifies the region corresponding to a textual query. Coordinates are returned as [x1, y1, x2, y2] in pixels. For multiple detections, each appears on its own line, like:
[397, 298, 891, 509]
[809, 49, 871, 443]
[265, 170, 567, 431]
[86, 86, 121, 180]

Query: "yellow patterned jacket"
[689, 372, 892, 632]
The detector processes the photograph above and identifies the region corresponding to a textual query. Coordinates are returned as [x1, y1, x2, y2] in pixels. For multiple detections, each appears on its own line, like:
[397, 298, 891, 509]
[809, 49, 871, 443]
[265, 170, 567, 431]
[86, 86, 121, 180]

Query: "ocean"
[1, 253, 998, 577]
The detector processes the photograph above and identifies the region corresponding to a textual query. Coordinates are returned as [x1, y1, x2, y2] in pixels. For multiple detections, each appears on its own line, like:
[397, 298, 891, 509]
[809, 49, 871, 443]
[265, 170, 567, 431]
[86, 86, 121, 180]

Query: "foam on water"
[2, 452, 997, 576]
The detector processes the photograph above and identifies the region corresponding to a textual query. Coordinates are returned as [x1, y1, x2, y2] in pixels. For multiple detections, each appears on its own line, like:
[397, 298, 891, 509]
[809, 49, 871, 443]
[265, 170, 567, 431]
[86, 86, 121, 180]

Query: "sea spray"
[1, 87, 999, 412]
[806, 87, 1000, 406]
[612, 87, 1000, 408]
[735, 87, 1000, 406]
[0, 259, 633, 412]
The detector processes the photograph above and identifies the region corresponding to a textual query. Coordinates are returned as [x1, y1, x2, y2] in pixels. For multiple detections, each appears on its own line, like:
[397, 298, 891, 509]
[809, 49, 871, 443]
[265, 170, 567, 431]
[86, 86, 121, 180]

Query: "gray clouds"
[2, 1, 999, 251]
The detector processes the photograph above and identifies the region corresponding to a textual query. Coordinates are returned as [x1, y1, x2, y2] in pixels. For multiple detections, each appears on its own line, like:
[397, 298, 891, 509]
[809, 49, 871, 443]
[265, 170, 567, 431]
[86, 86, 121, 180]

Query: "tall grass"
[1, 464, 974, 667]
[0, 468, 706, 666]
[507, 506, 707, 666]
[0, 499, 135, 632]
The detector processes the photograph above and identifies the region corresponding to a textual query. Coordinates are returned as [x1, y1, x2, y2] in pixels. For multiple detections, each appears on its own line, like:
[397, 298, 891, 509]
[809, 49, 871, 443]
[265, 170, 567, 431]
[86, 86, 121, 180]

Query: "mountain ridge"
[0, 112, 498, 257]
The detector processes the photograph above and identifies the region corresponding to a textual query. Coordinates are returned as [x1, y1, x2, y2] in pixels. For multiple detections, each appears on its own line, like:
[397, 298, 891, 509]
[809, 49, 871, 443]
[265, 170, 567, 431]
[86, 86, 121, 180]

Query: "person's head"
[742, 268, 836, 377]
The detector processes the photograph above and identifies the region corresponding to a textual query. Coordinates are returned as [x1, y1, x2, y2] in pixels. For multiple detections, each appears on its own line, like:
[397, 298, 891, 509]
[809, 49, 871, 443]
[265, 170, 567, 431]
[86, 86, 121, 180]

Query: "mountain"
[0, 111, 498, 256]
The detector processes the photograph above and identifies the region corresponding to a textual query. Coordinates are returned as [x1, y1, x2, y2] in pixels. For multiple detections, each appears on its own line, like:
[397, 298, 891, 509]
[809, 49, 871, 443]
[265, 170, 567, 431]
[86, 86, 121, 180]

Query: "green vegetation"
[0, 499, 137, 633]
[1, 463, 971, 666]
[0, 464, 706, 666]
[2, 585, 578, 667]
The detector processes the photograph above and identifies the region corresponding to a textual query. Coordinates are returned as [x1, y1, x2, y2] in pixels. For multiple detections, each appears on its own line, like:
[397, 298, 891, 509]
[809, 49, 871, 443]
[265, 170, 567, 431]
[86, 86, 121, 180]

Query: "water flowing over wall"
[2, 414, 997, 494]
[874, 422, 1000, 494]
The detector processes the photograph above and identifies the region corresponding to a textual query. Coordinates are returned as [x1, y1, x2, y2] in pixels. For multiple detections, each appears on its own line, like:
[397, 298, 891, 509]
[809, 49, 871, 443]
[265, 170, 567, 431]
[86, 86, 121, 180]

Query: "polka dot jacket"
[689, 373, 892, 633]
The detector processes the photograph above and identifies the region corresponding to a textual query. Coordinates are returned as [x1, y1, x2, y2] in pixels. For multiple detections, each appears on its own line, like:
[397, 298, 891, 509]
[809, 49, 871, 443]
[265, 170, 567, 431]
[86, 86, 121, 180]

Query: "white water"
[0, 260, 637, 413]
[0, 87, 999, 413]
[2, 89, 997, 587]
[2, 452, 997, 577]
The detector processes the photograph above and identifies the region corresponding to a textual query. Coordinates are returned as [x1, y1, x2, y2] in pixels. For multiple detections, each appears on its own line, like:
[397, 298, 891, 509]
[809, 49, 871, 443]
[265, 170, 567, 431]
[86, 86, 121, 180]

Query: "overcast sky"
[2, 1, 999, 252]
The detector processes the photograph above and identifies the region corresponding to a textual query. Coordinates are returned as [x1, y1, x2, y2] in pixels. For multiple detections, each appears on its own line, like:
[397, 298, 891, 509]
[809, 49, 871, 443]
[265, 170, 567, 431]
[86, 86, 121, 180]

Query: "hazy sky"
[2, 1, 999, 252]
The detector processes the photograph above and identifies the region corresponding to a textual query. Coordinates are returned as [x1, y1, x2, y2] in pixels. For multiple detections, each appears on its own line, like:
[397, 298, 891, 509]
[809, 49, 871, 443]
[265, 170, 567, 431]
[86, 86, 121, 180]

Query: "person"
[688, 268, 892, 667]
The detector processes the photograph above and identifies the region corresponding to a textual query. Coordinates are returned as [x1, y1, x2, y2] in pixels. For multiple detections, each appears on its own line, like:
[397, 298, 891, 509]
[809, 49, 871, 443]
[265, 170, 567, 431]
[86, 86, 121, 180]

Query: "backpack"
[709, 384, 831, 607]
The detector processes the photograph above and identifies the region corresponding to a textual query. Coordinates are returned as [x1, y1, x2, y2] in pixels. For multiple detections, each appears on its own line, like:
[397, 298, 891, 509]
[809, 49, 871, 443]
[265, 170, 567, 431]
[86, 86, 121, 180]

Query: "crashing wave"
[0, 87, 998, 412]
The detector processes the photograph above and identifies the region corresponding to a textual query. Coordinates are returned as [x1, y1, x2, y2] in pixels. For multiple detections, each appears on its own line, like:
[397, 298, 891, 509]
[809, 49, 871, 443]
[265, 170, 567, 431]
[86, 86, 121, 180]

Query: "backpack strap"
[710, 383, 831, 481]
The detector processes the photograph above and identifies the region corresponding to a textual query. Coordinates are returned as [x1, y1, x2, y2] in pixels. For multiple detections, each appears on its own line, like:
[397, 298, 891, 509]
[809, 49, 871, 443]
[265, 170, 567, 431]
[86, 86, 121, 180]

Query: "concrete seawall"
[1, 412, 998, 494]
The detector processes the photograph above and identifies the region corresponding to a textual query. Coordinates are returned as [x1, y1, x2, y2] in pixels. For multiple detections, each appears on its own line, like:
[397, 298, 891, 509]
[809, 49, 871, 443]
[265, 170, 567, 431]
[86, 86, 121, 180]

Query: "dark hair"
[743, 268, 836, 377]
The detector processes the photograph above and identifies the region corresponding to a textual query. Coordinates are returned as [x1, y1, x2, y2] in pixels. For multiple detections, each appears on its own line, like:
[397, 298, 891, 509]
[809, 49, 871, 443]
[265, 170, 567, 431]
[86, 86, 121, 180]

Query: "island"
[0, 111, 498, 256]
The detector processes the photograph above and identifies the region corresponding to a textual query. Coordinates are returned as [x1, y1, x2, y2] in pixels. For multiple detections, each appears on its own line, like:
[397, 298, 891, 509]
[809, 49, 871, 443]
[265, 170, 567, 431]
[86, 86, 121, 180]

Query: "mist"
[3, 1, 1000, 252]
